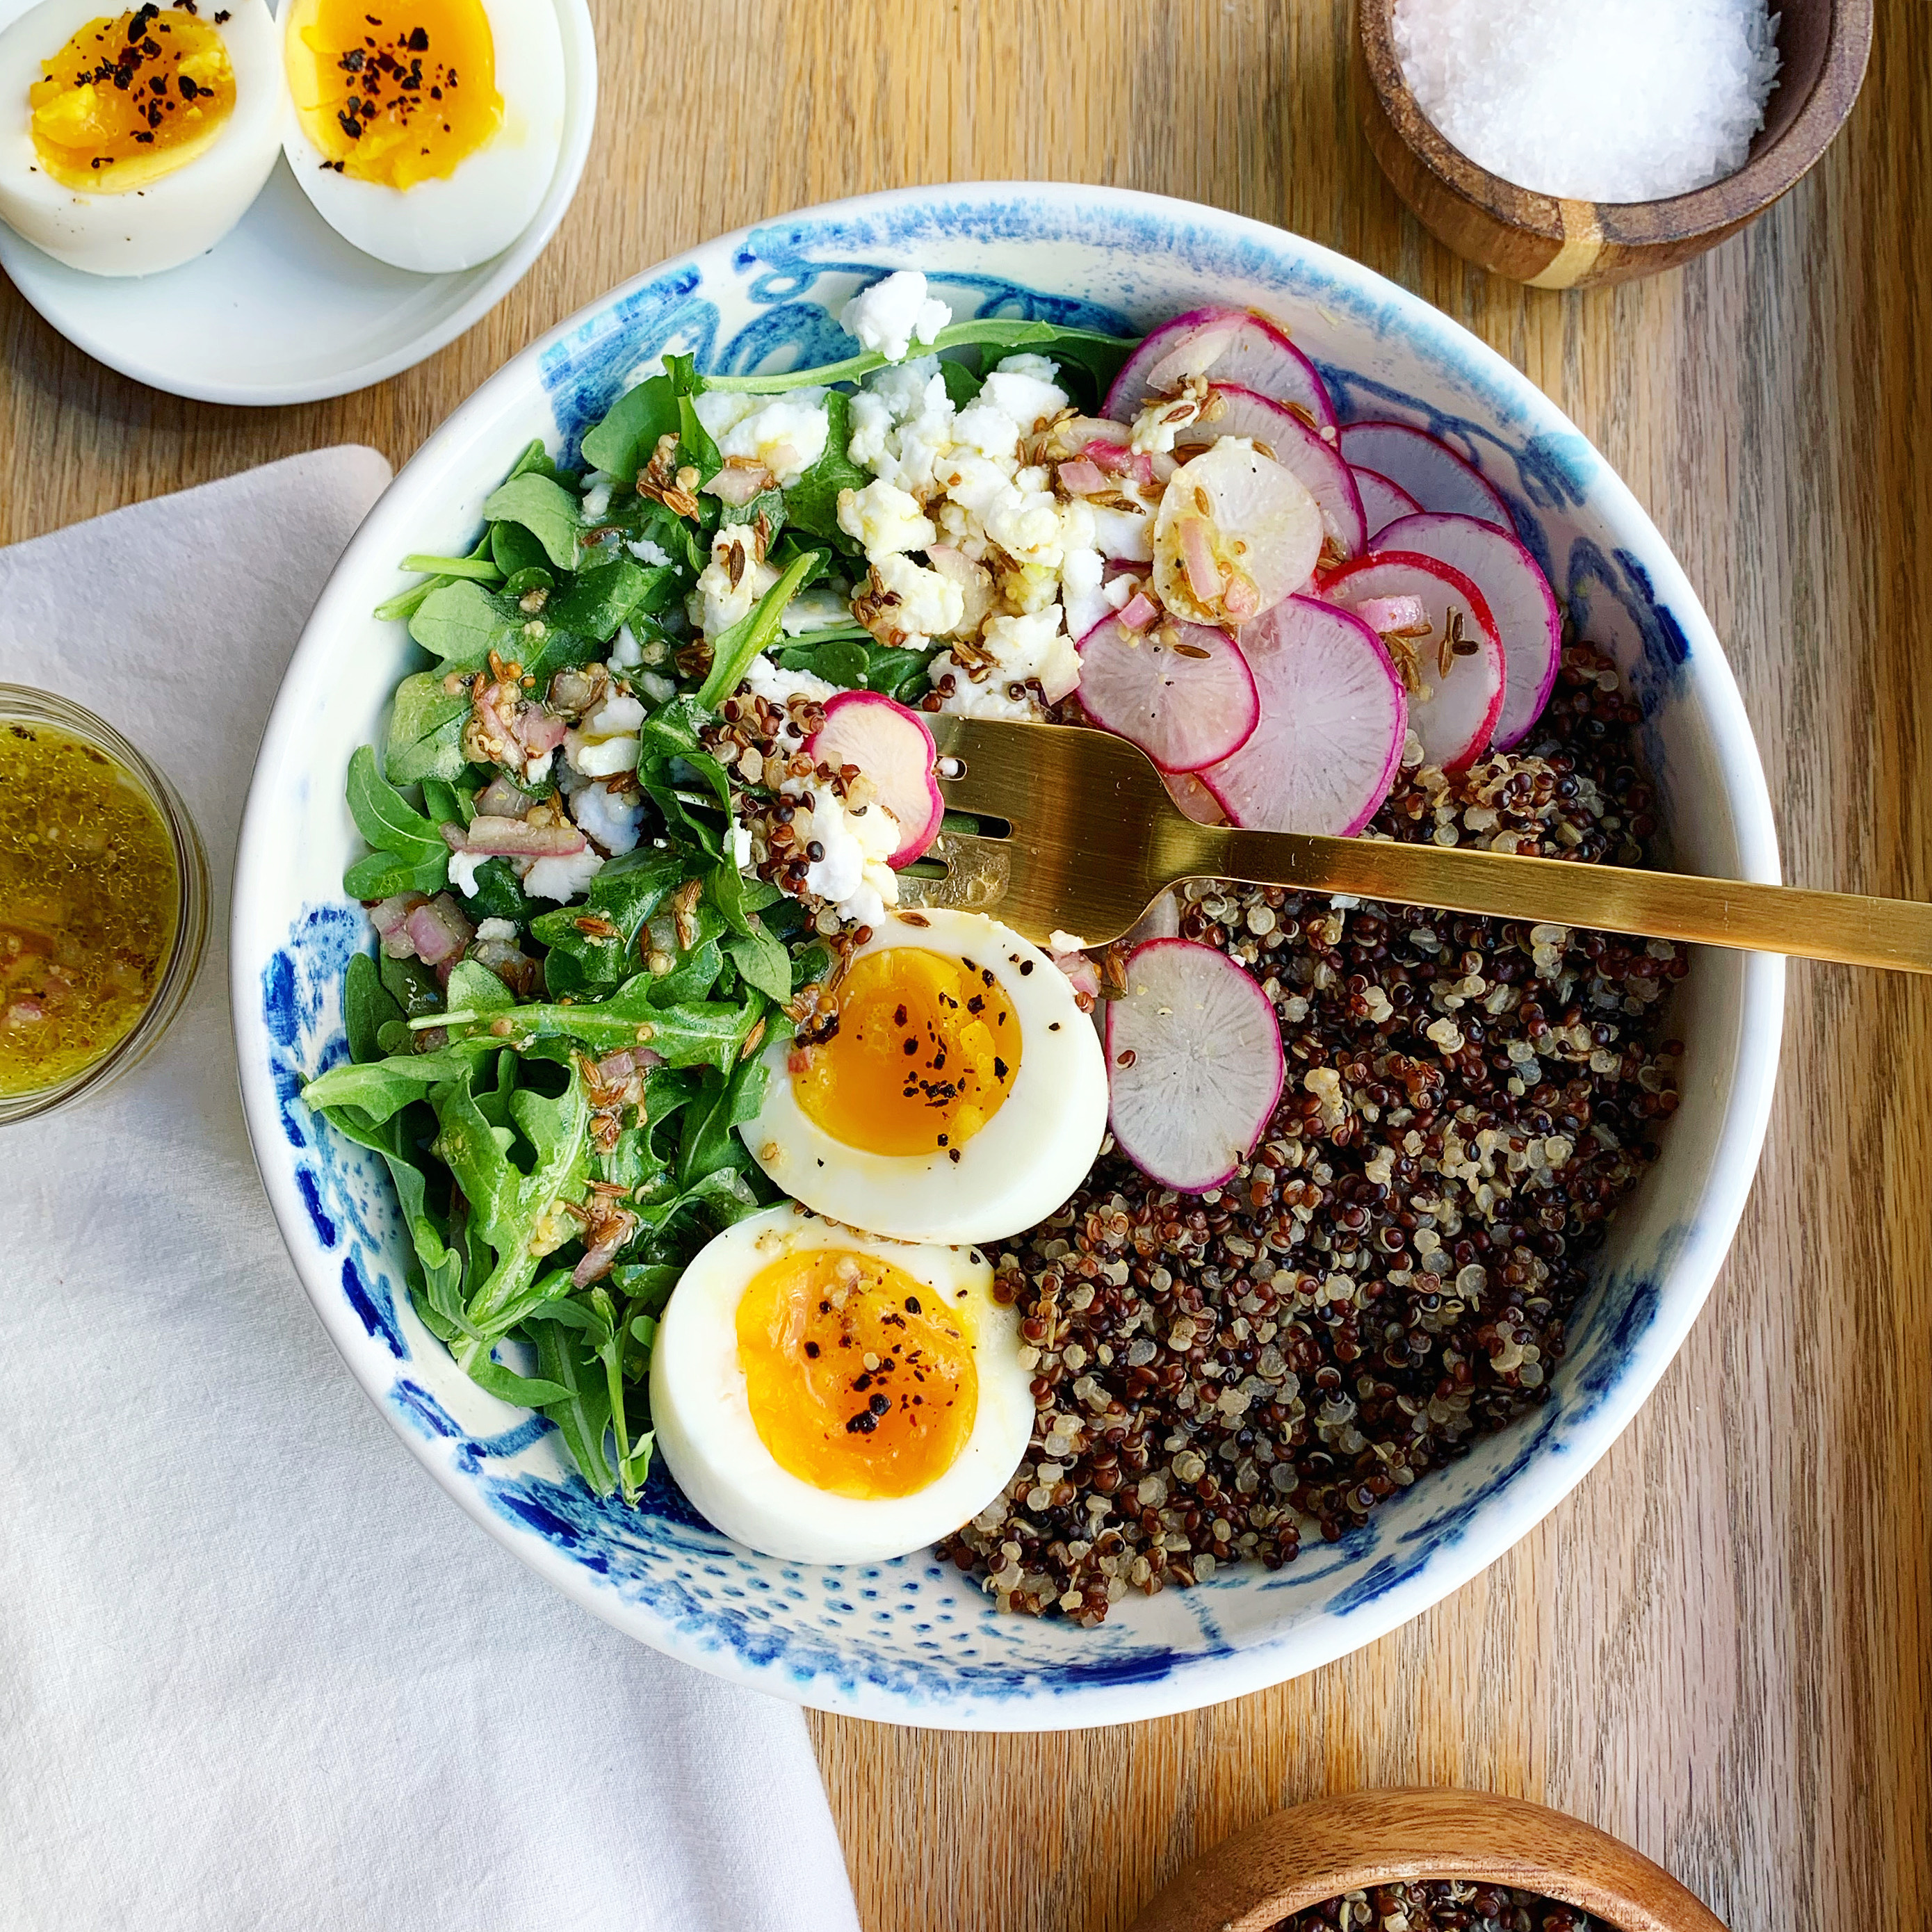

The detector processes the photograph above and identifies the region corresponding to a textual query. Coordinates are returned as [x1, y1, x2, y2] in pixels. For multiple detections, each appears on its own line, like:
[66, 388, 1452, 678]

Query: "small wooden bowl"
[1354, 0, 1872, 287]
[1126, 1789, 1730, 1932]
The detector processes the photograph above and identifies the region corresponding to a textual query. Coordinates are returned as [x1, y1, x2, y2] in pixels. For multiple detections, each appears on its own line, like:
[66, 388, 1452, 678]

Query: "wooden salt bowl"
[1125, 1789, 1730, 1932]
[1352, 0, 1872, 288]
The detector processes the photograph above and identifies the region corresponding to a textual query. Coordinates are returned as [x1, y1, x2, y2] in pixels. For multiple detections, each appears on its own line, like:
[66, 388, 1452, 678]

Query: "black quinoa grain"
[939, 646, 1685, 1624]
[1266, 1878, 1604, 1931]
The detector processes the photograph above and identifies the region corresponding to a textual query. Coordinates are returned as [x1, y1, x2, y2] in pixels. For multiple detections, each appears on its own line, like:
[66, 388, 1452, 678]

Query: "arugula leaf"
[781, 389, 869, 542]
[347, 746, 442, 857]
[409, 580, 515, 662]
[676, 393, 723, 485]
[677, 1055, 772, 1189]
[490, 518, 551, 581]
[444, 958, 516, 1016]
[380, 952, 441, 1018]
[723, 919, 793, 1003]
[483, 473, 583, 571]
[432, 973, 764, 1071]
[344, 952, 404, 1065]
[303, 1039, 502, 1126]
[530, 1315, 617, 1496]
[506, 437, 578, 487]
[941, 359, 983, 409]
[402, 551, 503, 585]
[455, 857, 533, 926]
[579, 372, 678, 482]
[384, 673, 471, 786]
[343, 847, 448, 902]
[695, 548, 825, 708]
[720, 487, 787, 542]
[545, 555, 656, 642]
[770, 633, 936, 703]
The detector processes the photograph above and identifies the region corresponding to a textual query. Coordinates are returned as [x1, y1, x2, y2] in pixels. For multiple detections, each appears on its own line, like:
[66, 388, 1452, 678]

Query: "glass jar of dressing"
[0, 687, 209, 1123]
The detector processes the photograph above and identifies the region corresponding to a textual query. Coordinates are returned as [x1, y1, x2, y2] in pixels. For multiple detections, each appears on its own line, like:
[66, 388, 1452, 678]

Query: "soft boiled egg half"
[279, 0, 565, 273]
[0, 0, 286, 276]
[650, 1206, 1034, 1564]
[745, 908, 1110, 1246]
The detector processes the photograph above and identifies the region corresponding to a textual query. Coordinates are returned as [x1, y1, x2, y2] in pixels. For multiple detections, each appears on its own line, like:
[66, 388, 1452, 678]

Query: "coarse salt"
[1392, 0, 1781, 203]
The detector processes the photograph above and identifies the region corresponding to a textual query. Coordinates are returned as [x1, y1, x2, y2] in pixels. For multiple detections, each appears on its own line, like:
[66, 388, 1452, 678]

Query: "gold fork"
[899, 717, 1932, 972]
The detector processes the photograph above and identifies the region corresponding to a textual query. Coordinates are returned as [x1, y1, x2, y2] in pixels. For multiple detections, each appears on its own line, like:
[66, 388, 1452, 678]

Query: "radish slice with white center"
[1106, 307, 1337, 431]
[1320, 552, 1504, 771]
[804, 691, 943, 868]
[1105, 938, 1287, 1193]
[1182, 384, 1366, 561]
[1351, 465, 1422, 539]
[1151, 439, 1324, 628]
[1076, 613, 1259, 772]
[1336, 422, 1513, 531]
[1196, 595, 1406, 835]
[1372, 512, 1562, 750]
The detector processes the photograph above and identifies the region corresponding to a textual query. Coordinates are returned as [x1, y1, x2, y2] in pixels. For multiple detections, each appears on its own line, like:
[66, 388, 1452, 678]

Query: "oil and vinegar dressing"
[0, 721, 177, 1096]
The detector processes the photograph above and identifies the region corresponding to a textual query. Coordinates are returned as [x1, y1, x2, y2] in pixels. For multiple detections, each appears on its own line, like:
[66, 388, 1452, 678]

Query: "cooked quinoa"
[939, 644, 1685, 1621]
[1267, 1880, 1604, 1931]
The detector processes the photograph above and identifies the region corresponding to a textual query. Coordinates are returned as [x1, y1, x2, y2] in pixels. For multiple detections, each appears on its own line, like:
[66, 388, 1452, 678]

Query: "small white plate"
[0, 0, 596, 405]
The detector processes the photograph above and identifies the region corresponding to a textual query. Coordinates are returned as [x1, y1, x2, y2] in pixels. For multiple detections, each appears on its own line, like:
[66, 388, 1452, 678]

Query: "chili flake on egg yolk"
[285, 0, 501, 190]
[792, 948, 1019, 1159]
[30, 6, 236, 193]
[736, 1247, 979, 1500]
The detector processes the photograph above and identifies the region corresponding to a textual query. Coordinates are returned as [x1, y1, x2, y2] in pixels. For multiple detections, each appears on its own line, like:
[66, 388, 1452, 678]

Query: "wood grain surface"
[1, 3, 1924, 1929]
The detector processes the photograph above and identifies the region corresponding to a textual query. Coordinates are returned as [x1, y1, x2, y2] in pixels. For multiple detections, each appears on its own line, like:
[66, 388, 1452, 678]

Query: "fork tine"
[928, 717, 1039, 822]
[895, 829, 1017, 918]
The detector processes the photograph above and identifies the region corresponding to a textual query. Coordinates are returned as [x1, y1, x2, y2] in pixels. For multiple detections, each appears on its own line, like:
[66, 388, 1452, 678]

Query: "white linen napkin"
[0, 452, 861, 1932]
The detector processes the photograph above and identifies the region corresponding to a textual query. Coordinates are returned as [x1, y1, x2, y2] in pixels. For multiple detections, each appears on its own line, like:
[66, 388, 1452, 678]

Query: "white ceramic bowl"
[0, 0, 596, 405]
[232, 184, 1783, 1729]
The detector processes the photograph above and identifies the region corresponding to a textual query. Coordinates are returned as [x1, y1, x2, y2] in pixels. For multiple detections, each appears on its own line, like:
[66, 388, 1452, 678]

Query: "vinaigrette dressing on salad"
[0, 722, 177, 1096]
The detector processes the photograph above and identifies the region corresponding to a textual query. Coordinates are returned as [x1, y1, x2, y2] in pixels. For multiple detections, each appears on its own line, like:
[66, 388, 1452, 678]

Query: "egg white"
[279, 0, 564, 274]
[0, 0, 286, 277]
[745, 909, 1111, 1246]
[649, 1205, 1034, 1564]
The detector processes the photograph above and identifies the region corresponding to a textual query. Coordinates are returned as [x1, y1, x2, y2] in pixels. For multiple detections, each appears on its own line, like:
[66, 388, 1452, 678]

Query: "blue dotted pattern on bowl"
[264, 192, 1703, 1716]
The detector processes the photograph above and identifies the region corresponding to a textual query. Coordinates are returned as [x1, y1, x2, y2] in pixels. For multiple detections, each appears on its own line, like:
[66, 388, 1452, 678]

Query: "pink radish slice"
[1190, 384, 1366, 560]
[804, 691, 943, 868]
[1320, 552, 1504, 772]
[1372, 512, 1561, 751]
[1105, 938, 1287, 1193]
[1125, 889, 1183, 945]
[1351, 466, 1421, 540]
[1336, 422, 1512, 531]
[1151, 439, 1324, 627]
[1196, 595, 1406, 836]
[1107, 307, 1337, 432]
[1076, 614, 1260, 773]
[1164, 770, 1225, 825]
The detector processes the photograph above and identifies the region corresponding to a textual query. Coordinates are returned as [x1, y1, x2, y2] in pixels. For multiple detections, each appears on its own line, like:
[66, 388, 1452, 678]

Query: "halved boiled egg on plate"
[650, 1205, 1034, 1563]
[279, 0, 565, 273]
[745, 908, 1110, 1246]
[0, 0, 286, 276]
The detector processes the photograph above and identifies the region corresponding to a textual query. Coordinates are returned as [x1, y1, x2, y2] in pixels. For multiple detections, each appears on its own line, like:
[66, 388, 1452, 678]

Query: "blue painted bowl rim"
[230, 181, 1785, 1730]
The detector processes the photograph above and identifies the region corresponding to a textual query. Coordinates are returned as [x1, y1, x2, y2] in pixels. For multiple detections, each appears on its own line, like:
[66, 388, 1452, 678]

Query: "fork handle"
[1193, 825, 1932, 974]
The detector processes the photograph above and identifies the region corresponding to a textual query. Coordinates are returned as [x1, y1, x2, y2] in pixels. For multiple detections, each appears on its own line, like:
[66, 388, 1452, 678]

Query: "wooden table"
[6, 3, 1925, 1926]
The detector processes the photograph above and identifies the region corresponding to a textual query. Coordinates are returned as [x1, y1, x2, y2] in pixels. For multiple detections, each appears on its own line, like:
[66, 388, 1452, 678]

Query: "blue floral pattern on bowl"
[234, 185, 1783, 1728]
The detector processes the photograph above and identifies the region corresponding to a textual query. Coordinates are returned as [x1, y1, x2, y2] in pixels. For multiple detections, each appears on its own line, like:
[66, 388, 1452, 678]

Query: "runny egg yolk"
[30, 7, 235, 194]
[736, 1247, 978, 1500]
[285, 0, 501, 190]
[793, 948, 1019, 1160]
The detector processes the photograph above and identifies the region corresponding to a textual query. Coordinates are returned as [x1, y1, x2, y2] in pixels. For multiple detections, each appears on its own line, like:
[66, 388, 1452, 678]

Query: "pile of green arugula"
[302, 314, 1135, 1503]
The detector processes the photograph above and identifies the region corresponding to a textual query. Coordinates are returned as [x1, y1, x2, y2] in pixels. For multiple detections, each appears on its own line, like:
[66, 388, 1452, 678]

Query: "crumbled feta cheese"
[872, 553, 965, 642]
[582, 690, 646, 738]
[626, 537, 674, 569]
[1128, 388, 1204, 456]
[523, 847, 606, 903]
[847, 359, 956, 494]
[691, 523, 779, 638]
[932, 609, 1078, 718]
[571, 779, 645, 856]
[950, 402, 1023, 465]
[579, 471, 615, 521]
[837, 478, 937, 562]
[1060, 543, 1108, 644]
[610, 623, 644, 670]
[1089, 501, 1155, 563]
[745, 651, 838, 710]
[692, 387, 831, 486]
[981, 356, 1069, 432]
[1048, 929, 1090, 954]
[447, 850, 486, 897]
[565, 731, 642, 779]
[839, 270, 951, 364]
[1102, 572, 1137, 612]
[637, 669, 677, 704]
[731, 820, 754, 868]
[778, 585, 858, 635]
[476, 918, 519, 943]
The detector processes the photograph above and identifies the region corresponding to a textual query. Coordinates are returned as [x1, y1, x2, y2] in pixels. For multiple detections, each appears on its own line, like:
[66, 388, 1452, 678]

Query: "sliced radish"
[1336, 422, 1512, 531]
[1105, 939, 1287, 1193]
[1372, 512, 1561, 751]
[1125, 889, 1183, 945]
[1076, 613, 1259, 773]
[1151, 439, 1324, 628]
[1196, 596, 1405, 835]
[804, 691, 943, 868]
[1179, 385, 1366, 562]
[1107, 307, 1336, 432]
[1164, 770, 1225, 825]
[1320, 553, 1503, 772]
[1351, 465, 1422, 540]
